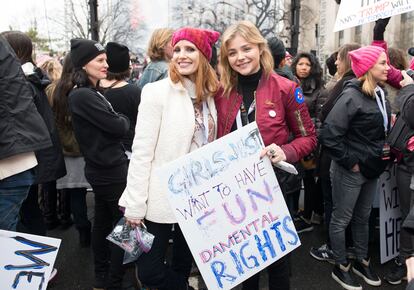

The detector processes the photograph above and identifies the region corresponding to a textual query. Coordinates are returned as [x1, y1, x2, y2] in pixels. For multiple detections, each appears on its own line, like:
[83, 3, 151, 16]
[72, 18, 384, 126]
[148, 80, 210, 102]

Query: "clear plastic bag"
[107, 217, 155, 264]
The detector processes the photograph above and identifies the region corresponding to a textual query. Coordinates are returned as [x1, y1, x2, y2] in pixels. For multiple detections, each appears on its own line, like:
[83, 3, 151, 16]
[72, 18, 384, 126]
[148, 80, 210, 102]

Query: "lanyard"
[236, 98, 256, 129]
[375, 86, 388, 134]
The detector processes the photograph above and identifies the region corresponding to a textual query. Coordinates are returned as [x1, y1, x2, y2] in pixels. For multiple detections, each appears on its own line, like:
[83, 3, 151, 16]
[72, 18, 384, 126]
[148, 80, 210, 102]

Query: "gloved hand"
[373, 17, 391, 41]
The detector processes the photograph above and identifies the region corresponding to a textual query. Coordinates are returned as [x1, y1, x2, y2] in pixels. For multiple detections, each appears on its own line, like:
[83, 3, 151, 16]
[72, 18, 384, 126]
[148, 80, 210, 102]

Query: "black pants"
[303, 170, 323, 219]
[136, 221, 193, 290]
[18, 184, 47, 236]
[241, 255, 290, 290]
[67, 187, 90, 230]
[91, 182, 126, 290]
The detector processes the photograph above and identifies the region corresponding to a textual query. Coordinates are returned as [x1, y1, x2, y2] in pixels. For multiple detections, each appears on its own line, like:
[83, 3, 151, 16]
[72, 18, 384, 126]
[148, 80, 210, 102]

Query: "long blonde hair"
[169, 53, 219, 103]
[147, 28, 174, 61]
[219, 20, 274, 97]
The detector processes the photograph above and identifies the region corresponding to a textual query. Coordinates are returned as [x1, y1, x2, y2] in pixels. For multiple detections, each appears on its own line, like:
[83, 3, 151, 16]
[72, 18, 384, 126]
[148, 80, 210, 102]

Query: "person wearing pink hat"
[119, 27, 220, 290]
[320, 45, 391, 290]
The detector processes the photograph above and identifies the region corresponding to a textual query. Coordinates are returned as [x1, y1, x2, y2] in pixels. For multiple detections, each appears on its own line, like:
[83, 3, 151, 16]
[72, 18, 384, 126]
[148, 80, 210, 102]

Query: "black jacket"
[103, 84, 141, 152]
[320, 79, 391, 179]
[397, 84, 414, 172]
[317, 71, 356, 178]
[0, 36, 51, 160]
[69, 87, 130, 185]
[25, 67, 66, 183]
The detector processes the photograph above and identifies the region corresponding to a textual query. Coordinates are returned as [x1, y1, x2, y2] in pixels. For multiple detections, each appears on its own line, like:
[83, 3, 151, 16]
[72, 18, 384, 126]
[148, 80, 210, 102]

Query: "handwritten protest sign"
[157, 122, 300, 290]
[379, 164, 401, 264]
[334, 0, 414, 32]
[0, 230, 61, 290]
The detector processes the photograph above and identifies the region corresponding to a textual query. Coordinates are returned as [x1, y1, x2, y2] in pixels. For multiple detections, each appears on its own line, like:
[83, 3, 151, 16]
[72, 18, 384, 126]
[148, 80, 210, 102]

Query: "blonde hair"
[169, 53, 219, 103]
[359, 71, 378, 97]
[219, 20, 274, 97]
[40, 59, 62, 82]
[147, 28, 174, 61]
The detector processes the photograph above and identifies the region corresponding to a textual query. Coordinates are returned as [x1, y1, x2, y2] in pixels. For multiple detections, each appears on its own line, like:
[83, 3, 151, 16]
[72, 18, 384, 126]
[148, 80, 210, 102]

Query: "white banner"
[0, 230, 61, 290]
[157, 122, 300, 290]
[334, 0, 414, 32]
[379, 164, 401, 264]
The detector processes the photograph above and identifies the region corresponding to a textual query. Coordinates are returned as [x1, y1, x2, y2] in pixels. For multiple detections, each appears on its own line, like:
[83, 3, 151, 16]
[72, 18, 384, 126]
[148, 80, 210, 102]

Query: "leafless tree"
[48, 0, 147, 52]
[171, 0, 285, 38]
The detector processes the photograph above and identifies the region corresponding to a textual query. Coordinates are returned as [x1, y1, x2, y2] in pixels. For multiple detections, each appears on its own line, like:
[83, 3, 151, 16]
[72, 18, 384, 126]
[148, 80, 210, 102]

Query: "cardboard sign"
[334, 0, 414, 32]
[379, 164, 401, 264]
[157, 122, 300, 290]
[0, 230, 61, 290]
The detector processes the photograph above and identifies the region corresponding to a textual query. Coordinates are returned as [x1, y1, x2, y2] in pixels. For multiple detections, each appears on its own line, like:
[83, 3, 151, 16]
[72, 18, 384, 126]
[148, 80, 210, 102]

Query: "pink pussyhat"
[348, 46, 385, 78]
[410, 58, 414, 70]
[172, 27, 220, 61]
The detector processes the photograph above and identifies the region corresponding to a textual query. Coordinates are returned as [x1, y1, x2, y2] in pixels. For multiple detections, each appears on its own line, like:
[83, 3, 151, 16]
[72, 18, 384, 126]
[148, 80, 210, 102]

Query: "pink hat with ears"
[172, 27, 220, 61]
[348, 45, 385, 78]
[410, 58, 414, 70]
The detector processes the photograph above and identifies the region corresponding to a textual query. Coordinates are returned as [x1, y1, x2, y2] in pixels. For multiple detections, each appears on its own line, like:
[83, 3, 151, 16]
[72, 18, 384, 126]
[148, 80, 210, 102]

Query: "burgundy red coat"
[215, 72, 317, 163]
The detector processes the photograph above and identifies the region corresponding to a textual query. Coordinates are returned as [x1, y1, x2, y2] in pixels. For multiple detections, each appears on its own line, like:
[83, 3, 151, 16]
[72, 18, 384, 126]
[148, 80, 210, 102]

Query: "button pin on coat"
[269, 110, 276, 118]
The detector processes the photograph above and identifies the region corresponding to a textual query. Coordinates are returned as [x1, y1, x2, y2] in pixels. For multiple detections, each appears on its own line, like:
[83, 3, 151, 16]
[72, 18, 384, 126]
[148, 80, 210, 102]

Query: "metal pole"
[290, 0, 300, 55]
[89, 0, 99, 41]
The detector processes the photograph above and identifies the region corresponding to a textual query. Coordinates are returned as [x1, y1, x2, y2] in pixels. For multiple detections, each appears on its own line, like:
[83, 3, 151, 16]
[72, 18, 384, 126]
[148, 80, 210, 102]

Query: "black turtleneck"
[238, 68, 262, 111]
[230, 68, 263, 132]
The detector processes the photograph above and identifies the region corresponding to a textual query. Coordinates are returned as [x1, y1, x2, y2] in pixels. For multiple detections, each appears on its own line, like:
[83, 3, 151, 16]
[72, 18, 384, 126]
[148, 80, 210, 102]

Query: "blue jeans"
[329, 161, 378, 264]
[0, 169, 34, 231]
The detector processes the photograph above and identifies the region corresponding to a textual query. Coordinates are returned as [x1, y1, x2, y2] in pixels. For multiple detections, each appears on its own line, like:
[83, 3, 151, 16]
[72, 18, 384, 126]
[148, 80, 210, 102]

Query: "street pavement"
[47, 193, 407, 290]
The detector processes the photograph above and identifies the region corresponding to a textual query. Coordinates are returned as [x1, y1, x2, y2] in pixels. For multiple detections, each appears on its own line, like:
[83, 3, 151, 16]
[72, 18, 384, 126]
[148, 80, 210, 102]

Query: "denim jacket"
[137, 60, 169, 90]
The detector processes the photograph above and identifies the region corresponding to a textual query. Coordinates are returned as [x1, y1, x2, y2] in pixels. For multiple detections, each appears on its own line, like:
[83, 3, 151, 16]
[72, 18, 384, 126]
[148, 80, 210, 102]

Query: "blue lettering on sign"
[210, 216, 299, 288]
[294, 87, 305, 104]
[5, 236, 58, 290]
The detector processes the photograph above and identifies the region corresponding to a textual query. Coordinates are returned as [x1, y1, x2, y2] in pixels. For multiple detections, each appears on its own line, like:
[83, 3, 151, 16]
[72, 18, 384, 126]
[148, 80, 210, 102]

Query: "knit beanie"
[348, 45, 385, 78]
[410, 58, 414, 70]
[268, 37, 286, 67]
[70, 38, 105, 69]
[106, 42, 130, 73]
[171, 27, 220, 61]
[268, 37, 286, 58]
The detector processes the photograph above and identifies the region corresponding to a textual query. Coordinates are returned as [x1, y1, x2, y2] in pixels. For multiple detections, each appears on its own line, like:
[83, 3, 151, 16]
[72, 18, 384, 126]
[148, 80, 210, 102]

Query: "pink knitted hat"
[348, 46, 385, 78]
[410, 58, 414, 70]
[171, 27, 220, 61]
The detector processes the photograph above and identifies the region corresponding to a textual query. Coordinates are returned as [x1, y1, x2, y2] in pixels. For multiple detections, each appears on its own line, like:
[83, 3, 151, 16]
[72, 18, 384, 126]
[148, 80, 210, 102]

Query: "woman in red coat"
[215, 20, 317, 290]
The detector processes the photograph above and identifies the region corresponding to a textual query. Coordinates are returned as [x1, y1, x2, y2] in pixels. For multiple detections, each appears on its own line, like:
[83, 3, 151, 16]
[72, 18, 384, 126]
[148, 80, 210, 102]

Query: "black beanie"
[106, 42, 130, 73]
[326, 51, 338, 76]
[268, 37, 286, 67]
[70, 38, 105, 69]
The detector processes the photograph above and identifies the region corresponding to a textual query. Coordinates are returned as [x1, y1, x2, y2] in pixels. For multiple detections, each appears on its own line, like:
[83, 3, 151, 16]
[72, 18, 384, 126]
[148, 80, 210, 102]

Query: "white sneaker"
[48, 268, 57, 282]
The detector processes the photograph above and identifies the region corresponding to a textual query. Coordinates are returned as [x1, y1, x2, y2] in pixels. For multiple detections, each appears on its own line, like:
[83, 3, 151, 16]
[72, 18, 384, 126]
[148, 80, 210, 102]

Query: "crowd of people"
[1, 15, 414, 290]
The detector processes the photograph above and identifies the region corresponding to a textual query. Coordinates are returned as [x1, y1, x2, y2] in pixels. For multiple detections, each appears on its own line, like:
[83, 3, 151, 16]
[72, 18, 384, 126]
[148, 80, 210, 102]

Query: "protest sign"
[157, 122, 300, 290]
[0, 230, 61, 290]
[379, 164, 401, 264]
[334, 0, 414, 32]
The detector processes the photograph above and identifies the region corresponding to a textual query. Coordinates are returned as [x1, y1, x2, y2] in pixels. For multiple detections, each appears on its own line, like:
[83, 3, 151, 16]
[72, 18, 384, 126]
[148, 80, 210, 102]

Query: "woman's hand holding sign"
[261, 144, 287, 164]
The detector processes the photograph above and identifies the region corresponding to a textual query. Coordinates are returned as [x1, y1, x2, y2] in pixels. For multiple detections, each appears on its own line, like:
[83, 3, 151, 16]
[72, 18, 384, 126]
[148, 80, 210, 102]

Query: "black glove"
[373, 17, 391, 41]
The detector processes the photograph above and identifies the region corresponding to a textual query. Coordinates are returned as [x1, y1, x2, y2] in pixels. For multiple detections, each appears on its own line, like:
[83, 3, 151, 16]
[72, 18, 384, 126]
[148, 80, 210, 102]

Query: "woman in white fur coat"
[119, 27, 220, 290]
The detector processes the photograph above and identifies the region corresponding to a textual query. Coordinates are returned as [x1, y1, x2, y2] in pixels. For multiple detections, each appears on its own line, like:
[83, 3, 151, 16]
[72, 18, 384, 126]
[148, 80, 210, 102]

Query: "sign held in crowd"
[0, 230, 61, 290]
[334, 0, 414, 32]
[157, 122, 300, 290]
[379, 164, 401, 264]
